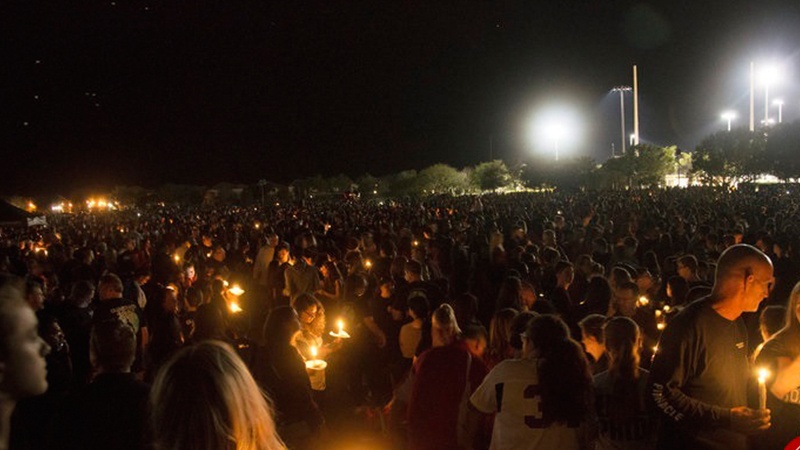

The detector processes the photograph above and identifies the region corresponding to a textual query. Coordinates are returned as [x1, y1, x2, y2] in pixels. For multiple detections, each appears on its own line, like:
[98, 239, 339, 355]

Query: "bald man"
[649, 244, 773, 450]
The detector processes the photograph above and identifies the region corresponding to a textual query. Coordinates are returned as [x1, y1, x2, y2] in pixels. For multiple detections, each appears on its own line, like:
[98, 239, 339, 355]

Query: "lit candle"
[173, 254, 180, 264]
[638, 296, 650, 307]
[364, 259, 372, 269]
[657, 322, 666, 331]
[337, 320, 344, 336]
[310, 345, 318, 359]
[228, 284, 245, 296]
[229, 302, 243, 313]
[758, 368, 770, 410]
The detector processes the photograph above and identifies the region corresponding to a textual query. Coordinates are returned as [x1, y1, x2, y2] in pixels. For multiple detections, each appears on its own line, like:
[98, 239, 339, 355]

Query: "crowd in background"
[2, 185, 800, 449]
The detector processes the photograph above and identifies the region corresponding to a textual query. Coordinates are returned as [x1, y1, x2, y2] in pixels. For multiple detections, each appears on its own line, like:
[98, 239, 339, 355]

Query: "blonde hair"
[432, 303, 461, 346]
[150, 340, 285, 450]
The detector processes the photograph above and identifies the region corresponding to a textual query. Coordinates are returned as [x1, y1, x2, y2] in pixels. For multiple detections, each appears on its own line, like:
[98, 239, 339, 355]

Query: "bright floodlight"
[529, 104, 582, 161]
[758, 64, 782, 86]
[721, 111, 736, 131]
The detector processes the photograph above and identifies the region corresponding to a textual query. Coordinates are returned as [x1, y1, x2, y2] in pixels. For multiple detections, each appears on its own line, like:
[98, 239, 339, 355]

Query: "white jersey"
[470, 358, 588, 450]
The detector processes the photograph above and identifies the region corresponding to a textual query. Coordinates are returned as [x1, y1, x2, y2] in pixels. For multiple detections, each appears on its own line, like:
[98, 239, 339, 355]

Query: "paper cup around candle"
[329, 330, 351, 339]
[305, 359, 327, 390]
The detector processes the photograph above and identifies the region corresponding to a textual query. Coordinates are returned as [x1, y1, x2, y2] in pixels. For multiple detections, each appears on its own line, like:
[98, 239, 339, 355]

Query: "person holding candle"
[293, 294, 341, 396]
[254, 306, 323, 448]
[753, 282, 800, 450]
[649, 244, 773, 450]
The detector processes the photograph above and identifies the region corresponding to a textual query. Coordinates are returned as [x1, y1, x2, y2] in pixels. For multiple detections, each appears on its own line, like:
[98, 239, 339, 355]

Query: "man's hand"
[730, 406, 770, 435]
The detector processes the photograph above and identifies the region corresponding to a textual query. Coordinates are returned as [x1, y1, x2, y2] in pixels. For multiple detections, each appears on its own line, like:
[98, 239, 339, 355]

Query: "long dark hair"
[526, 314, 592, 426]
[603, 316, 642, 421]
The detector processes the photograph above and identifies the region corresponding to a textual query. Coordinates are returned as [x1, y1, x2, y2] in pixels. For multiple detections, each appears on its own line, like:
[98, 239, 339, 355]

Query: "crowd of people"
[1, 185, 800, 449]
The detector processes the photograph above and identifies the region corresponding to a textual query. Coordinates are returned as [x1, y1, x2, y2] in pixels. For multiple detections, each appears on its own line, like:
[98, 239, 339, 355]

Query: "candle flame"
[228, 285, 245, 296]
[638, 296, 650, 307]
[657, 322, 666, 331]
[310, 346, 318, 358]
[229, 302, 243, 313]
[758, 367, 770, 382]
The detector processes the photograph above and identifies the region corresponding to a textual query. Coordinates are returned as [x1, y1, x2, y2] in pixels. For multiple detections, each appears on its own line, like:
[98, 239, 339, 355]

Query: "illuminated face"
[0, 304, 50, 399]
[300, 305, 318, 325]
[744, 265, 774, 313]
[212, 248, 226, 262]
[614, 288, 638, 317]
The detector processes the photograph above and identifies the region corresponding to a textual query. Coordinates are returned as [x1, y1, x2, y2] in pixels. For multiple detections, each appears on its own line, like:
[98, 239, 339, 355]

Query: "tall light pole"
[721, 111, 736, 132]
[548, 124, 564, 161]
[612, 86, 631, 154]
[633, 65, 640, 146]
[750, 62, 755, 132]
[759, 64, 781, 126]
[774, 99, 784, 123]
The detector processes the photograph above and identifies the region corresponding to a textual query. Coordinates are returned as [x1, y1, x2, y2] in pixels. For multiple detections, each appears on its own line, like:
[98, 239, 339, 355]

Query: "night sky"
[2, 0, 799, 195]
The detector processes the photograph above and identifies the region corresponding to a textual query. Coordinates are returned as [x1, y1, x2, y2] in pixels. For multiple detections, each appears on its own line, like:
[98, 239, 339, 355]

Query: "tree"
[356, 173, 380, 194]
[765, 121, 800, 181]
[631, 144, 676, 187]
[692, 128, 766, 184]
[382, 170, 418, 196]
[327, 174, 354, 193]
[416, 164, 468, 195]
[470, 160, 512, 192]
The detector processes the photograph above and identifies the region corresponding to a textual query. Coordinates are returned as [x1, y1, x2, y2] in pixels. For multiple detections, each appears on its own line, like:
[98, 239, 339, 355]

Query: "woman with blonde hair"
[150, 340, 285, 450]
[754, 281, 800, 450]
[408, 304, 487, 450]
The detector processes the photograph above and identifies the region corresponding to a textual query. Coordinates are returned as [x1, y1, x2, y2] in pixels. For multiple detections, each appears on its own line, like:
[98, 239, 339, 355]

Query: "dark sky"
[2, 0, 799, 194]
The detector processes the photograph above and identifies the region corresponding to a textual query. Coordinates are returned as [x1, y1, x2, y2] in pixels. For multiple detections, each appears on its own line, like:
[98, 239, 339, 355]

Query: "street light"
[774, 99, 784, 123]
[529, 103, 582, 162]
[721, 111, 736, 132]
[611, 86, 632, 155]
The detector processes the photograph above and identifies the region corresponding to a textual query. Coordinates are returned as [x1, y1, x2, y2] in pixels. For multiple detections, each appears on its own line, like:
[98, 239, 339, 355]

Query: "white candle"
[337, 320, 344, 336]
[758, 368, 769, 410]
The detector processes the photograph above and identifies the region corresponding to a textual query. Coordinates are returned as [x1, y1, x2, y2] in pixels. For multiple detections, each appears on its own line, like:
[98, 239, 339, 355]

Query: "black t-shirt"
[753, 332, 800, 450]
[648, 298, 750, 450]
[93, 297, 146, 332]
